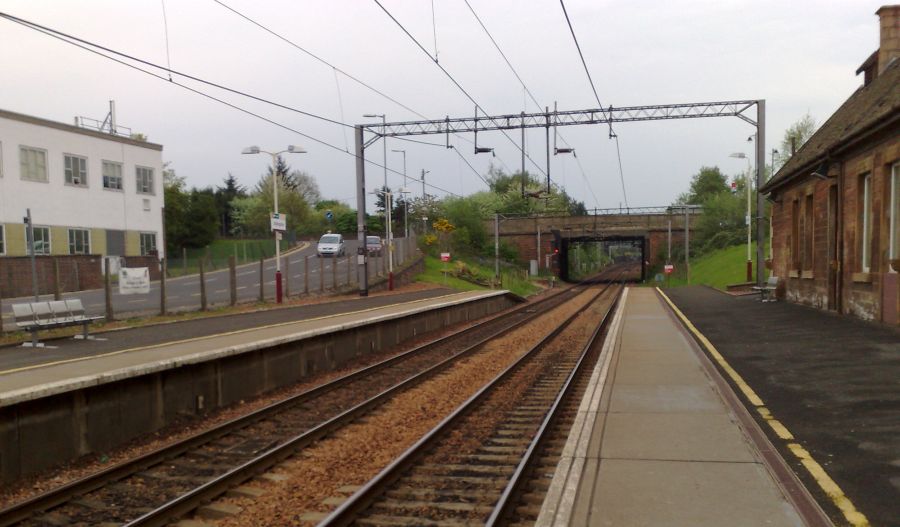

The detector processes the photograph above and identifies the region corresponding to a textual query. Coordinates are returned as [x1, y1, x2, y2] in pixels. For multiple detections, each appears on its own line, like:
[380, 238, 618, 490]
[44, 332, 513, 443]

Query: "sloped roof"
[762, 58, 900, 193]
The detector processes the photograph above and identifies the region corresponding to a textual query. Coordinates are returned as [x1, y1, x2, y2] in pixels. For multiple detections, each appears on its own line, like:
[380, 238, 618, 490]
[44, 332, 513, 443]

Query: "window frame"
[64, 153, 89, 187]
[860, 173, 872, 272]
[139, 232, 157, 256]
[68, 228, 91, 255]
[791, 198, 800, 270]
[19, 145, 48, 183]
[803, 193, 814, 271]
[890, 162, 899, 266]
[135, 165, 154, 195]
[26, 225, 51, 255]
[102, 160, 124, 191]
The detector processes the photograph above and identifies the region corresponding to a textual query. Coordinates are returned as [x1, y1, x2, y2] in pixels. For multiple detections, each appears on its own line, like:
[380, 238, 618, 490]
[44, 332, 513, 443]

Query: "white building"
[0, 108, 165, 259]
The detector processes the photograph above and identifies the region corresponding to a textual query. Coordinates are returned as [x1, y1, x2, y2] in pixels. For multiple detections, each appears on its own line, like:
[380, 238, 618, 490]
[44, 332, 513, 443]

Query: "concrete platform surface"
[538, 288, 811, 527]
[0, 289, 503, 407]
[665, 286, 899, 527]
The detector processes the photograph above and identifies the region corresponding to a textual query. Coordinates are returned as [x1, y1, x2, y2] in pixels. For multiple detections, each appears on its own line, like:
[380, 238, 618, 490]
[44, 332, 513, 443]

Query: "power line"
[462, 0, 600, 208]
[0, 12, 463, 198]
[372, 0, 549, 179]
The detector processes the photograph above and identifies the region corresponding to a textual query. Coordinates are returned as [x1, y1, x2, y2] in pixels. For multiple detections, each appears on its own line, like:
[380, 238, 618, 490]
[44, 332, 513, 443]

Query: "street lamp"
[370, 188, 396, 290]
[364, 113, 394, 288]
[391, 149, 409, 238]
[729, 150, 753, 282]
[242, 144, 307, 303]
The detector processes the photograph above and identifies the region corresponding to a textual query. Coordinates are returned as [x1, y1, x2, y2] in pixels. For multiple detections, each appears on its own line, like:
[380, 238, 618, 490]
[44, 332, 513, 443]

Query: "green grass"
[658, 243, 767, 290]
[416, 255, 541, 297]
[167, 239, 292, 277]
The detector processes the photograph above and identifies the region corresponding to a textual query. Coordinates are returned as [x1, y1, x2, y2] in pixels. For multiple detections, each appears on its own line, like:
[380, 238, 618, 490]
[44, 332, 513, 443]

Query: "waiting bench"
[752, 276, 780, 302]
[12, 299, 104, 347]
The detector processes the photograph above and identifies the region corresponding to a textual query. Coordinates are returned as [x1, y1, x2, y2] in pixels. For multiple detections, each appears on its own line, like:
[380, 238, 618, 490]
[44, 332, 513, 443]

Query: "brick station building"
[761, 5, 900, 324]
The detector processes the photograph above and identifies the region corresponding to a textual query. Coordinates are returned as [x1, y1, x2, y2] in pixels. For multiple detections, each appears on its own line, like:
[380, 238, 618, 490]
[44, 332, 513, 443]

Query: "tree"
[232, 172, 312, 237]
[287, 170, 321, 205]
[775, 113, 817, 171]
[184, 188, 220, 248]
[214, 173, 246, 237]
[163, 164, 190, 252]
[675, 166, 729, 205]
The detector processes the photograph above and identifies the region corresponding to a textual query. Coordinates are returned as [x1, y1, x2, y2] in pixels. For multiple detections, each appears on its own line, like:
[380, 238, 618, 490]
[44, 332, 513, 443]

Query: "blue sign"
[325, 210, 334, 221]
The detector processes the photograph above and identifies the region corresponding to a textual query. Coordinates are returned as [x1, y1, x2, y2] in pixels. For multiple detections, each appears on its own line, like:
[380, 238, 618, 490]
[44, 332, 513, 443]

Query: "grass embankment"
[416, 256, 541, 297]
[166, 239, 293, 277]
[659, 243, 766, 290]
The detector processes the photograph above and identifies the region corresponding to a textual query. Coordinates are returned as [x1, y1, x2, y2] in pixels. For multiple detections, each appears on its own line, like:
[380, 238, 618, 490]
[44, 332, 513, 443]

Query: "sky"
[0, 0, 887, 212]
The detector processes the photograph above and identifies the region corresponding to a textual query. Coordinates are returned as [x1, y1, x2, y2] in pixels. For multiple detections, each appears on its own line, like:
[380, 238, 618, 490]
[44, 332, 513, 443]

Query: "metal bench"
[752, 276, 780, 302]
[12, 299, 104, 347]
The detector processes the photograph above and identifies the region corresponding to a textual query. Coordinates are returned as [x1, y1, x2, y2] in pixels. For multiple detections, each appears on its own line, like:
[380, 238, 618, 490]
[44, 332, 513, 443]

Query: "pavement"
[664, 286, 899, 527]
[0, 287, 453, 373]
[538, 287, 819, 527]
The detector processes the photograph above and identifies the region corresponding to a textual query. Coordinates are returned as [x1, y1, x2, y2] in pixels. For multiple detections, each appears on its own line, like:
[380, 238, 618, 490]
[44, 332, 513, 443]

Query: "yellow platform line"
[657, 288, 870, 527]
[0, 291, 467, 377]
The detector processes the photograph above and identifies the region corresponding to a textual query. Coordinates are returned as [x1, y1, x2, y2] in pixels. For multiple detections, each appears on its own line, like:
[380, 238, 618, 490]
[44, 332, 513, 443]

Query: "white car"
[317, 233, 345, 257]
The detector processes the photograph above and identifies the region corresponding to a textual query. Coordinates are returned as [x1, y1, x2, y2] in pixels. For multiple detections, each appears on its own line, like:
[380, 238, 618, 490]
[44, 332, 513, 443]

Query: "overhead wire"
[462, 0, 600, 208]
[0, 11, 463, 198]
[558, 0, 628, 208]
[372, 0, 549, 179]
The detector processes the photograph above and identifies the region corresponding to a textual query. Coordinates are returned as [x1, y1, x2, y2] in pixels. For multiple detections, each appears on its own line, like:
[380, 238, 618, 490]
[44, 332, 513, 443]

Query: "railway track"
[320, 280, 624, 526]
[1, 280, 592, 527]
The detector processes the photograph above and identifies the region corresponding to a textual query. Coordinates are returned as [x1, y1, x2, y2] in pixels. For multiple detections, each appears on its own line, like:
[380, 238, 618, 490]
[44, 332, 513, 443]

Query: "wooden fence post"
[199, 260, 207, 311]
[259, 257, 265, 302]
[104, 260, 114, 322]
[284, 256, 291, 297]
[229, 255, 237, 306]
[53, 257, 61, 300]
[160, 259, 167, 315]
[304, 255, 310, 295]
[320, 255, 325, 293]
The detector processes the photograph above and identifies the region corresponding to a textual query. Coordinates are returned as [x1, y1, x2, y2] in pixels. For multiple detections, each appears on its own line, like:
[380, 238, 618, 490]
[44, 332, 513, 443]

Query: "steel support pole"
[26, 208, 38, 301]
[387, 191, 393, 290]
[494, 214, 500, 282]
[685, 207, 690, 285]
[271, 152, 283, 304]
[755, 100, 766, 287]
[521, 112, 526, 197]
[355, 125, 369, 296]
[546, 107, 551, 195]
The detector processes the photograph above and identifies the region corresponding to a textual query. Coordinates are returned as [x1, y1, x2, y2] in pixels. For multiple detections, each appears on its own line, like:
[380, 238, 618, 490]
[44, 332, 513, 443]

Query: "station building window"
[136, 166, 154, 194]
[891, 162, 900, 265]
[64, 154, 88, 186]
[859, 173, 872, 272]
[68, 228, 91, 255]
[19, 145, 48, 182]
[26, 226, 51, 255]
[140, 232, 157, 256]
[102, 160, 123, 190]
[791, 198, 800, 270]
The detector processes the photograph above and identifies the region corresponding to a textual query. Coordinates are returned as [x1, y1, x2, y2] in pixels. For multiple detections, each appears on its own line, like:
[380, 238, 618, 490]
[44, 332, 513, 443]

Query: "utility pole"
[755, 100, 766, 287]
[521, 112, 526, 197]
[421, 168, 427, 198]
[685, 206, 690, 285]
[25, 209, 39, 301]
[494, 214, 500, 282]
[355, 125, 368, 296]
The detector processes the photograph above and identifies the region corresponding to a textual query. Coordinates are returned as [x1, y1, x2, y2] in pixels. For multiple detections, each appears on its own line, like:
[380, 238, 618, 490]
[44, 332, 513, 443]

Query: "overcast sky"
[0, 0, 887, 211]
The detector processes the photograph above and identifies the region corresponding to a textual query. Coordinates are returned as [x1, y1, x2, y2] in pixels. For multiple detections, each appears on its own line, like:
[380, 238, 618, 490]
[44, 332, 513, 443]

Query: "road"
[2, 237, 415, 329]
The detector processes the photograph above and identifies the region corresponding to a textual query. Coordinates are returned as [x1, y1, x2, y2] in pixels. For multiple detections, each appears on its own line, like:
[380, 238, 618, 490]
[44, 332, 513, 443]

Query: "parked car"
[366, 236, 384, 256]
[317, 233, 345, 257]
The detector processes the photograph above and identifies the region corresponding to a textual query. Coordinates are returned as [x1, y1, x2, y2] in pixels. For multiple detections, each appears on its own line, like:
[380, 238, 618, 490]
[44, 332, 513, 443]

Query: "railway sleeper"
[370, 498, 494, 515]
[357, 513, 483, 526]
[402, 474, 506, 489]
[386, 487, 493, 501]
[413, 463, 515, 476]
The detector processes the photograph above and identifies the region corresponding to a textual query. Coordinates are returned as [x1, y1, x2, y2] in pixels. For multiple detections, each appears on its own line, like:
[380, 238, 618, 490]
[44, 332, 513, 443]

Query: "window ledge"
[801, 270, 815, 279]
[852, 272, 873, 283]
[788, 270, 800, 278]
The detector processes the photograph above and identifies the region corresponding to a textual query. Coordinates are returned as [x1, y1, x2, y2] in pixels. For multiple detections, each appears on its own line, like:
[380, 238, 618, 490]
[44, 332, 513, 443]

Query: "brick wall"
[0, 254, 161, 299]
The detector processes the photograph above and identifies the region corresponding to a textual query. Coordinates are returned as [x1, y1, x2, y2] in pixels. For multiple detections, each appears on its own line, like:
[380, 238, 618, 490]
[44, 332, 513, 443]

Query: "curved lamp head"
[241, 146, 260, 155]
[287, 145, 307, 153]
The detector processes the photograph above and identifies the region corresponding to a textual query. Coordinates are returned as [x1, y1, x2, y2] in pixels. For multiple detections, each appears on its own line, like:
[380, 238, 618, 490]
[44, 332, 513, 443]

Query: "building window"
[791, 199, 800, 270]
[136, 166, 154, 194]
[860, 173, 872, 272]
[803, 194, 814, 270]
[103, 160, 123, 190]
[68, 228, 91, 255]
[890, 162, 899, 261]
[0, 225, 5, 255]
[26, 225, 51, 255]
[140, 232, 157, 256]
[19, 146, 48, 182]
[64, 154, 88, 186]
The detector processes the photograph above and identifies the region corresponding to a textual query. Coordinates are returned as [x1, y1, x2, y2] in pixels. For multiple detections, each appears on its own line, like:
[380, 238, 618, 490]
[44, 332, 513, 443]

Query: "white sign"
[270, 213, 287, 232]
[119, 267, 150, 295]
[440, 252, 451, 262]
[664, 264, 674, 274]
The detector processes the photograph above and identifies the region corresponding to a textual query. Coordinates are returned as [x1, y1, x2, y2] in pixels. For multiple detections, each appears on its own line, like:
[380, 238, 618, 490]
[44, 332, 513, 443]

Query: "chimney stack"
[877, 5, 900, 75]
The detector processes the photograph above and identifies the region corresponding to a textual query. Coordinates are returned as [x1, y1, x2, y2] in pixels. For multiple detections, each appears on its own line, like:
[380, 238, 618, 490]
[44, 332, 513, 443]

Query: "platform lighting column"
[755, 100, 766, 287]
[392, 149, 409, 238]
[729, 150, 753, 282]
[364, 113, 392, 288]
[241, 145, 306, 303]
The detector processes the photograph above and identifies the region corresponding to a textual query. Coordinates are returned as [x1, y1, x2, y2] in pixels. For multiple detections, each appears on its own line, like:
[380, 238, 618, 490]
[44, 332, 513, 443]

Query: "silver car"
[317, 233, 345, 257]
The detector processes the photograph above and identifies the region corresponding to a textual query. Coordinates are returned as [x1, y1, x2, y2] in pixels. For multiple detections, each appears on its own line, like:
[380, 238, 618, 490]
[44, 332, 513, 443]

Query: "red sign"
[664, 264, 674, 274]
[440, 252, 451, 262]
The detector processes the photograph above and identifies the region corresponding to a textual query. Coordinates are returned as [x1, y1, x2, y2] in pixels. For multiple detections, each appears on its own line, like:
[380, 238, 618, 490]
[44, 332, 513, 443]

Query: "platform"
[538, 287, 827, 527]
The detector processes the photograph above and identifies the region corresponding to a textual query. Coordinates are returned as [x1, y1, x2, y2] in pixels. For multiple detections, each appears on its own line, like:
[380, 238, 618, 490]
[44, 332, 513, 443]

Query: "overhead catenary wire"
[372, 0, 549, 179]
[462, 0, 600, 208]
[0, 12, 463, 198]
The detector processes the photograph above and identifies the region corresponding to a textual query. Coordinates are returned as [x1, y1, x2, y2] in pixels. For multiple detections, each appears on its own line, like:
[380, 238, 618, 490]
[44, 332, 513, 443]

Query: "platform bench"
[12, 299, 104, 347]
[752, 276, 780, 302]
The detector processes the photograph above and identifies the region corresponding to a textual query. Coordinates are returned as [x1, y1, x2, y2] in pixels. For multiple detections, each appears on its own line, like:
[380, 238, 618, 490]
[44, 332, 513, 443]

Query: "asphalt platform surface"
[665, 286, 899, 526]
[0, 287, 454, 373]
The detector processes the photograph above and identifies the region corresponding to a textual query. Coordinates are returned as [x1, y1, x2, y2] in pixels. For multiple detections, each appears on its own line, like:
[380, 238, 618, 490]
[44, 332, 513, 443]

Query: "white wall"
[0, 113, 165, 257]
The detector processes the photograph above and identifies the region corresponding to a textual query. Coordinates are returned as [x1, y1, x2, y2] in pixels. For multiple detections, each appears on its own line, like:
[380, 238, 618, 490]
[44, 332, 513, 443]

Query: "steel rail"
[0, 285, 581, 527]
[486, 283, 622, 525]
[319, 276, 623, 526]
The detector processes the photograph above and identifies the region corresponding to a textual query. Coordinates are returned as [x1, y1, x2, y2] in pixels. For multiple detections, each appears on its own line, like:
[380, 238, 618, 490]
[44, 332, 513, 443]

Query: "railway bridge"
[488, 207, 701, 281]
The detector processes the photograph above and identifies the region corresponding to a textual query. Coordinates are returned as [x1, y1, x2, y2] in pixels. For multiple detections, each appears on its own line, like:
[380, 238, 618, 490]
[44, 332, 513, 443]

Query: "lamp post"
[242, 144, 306, 303]
[364, 113, 393, 288]
[391, 149, 409, 238]
[370, 188, 395, 290]
[729, 150, 753, 282]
